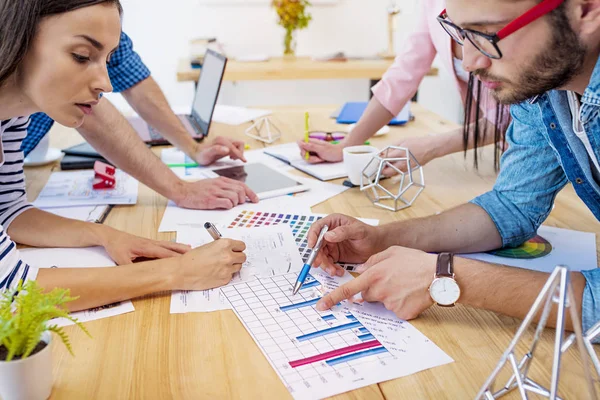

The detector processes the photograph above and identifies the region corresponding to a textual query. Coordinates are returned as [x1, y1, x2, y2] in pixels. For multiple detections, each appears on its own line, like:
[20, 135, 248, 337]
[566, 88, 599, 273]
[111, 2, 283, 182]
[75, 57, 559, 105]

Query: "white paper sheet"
[33, 170, 138, 208]
[461, 225, 598, 273]
[19, 247, 135, 327]
[264, 143, 348, 181]
[212, 105, 272, 125]
[221, 270, 453, 400]
[170, 225, 304, 314]
[41, 205, 110, 223]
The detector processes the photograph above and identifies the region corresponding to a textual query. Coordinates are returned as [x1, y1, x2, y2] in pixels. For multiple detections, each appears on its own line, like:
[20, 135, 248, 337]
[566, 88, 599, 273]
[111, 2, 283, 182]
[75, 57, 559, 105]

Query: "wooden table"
[177, 57, 438, 82]
[25, 104, 600, 399]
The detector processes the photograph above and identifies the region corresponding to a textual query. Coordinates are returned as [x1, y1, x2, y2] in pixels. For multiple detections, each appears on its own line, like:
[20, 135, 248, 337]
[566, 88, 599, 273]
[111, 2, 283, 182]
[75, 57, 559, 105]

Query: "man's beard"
[476, 17, 586, 105]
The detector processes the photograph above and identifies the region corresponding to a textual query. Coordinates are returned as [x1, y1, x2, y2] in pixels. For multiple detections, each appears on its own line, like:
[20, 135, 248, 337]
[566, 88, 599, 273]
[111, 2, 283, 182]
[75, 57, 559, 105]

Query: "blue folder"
[336, 102, 409, 125]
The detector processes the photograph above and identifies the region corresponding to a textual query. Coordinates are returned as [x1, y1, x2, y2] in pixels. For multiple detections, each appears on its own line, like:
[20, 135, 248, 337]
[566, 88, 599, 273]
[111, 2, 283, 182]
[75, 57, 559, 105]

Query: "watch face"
[429, 277, 460, 306]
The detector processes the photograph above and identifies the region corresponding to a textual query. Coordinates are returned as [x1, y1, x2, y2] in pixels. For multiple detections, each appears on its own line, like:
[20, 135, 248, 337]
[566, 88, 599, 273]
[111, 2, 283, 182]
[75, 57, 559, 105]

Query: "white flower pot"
[0, 331, 53, 400]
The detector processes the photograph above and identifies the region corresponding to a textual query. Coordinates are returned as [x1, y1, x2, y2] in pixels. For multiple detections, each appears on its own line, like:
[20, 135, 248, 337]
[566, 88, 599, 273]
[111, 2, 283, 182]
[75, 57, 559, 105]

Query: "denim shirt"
[471, 57, 600, 334]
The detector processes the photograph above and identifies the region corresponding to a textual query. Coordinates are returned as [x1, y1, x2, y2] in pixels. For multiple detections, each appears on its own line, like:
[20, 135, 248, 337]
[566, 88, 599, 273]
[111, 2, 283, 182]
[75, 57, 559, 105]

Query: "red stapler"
[93, 160, 116, 189]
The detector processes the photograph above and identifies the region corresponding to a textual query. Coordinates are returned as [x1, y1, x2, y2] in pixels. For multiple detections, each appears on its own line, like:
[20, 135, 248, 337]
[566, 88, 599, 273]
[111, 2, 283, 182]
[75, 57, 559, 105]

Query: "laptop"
[128, 49, 227, 146]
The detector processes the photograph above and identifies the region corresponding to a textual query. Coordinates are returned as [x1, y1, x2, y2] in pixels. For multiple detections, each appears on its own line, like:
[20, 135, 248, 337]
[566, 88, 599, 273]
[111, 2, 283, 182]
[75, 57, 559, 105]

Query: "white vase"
[0, 332, 53, 400]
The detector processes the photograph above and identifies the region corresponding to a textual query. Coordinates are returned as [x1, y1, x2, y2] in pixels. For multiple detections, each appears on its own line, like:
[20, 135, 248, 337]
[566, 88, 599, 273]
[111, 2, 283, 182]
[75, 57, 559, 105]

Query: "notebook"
[263, 143, 347, 181]
[337, 102, 410, 125]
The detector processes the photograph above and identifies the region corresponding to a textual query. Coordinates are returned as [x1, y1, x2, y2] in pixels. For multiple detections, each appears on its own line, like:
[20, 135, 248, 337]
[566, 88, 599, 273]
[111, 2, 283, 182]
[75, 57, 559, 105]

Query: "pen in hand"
[292, 225, 329, 295]
[204, 222, 222, 241]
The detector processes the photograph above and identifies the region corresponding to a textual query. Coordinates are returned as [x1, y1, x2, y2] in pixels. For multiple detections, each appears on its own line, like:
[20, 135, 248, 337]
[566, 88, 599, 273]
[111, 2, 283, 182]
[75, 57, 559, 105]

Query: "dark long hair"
[463, 74, 510, 171]
[0, 0, 122, 87]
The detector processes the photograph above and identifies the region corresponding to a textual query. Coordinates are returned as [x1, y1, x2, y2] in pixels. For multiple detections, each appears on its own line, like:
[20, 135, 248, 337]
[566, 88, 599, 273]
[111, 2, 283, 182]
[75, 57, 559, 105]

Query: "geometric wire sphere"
[360, 146, 425, 212]
[476, 265, 598, 400]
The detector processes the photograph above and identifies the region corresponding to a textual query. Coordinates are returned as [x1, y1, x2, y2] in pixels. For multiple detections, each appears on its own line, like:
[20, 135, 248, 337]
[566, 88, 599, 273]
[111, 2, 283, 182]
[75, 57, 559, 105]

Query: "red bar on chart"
[289, 340, 382, 368]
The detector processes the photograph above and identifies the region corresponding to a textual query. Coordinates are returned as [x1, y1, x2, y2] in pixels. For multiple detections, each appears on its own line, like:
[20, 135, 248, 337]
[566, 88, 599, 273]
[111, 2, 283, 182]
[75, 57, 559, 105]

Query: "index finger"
[315, 275, 370, 311]
[307, 217, 329, 247]
[241, 182, 259, 203]
[221, 177, 259, 203]
[226, 141, 247, 162]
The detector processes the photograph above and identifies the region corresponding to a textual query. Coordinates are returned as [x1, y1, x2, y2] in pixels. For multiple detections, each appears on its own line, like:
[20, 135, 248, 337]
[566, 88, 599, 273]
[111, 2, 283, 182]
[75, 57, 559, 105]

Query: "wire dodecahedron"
[360, 146, 425, 212]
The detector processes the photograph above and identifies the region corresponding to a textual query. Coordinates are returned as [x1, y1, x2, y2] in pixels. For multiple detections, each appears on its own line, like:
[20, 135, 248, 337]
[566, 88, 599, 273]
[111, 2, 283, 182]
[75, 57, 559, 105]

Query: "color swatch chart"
[221, 273, 453, 399]
[227, 211, 358, 272]
[488, 234, 553, 259]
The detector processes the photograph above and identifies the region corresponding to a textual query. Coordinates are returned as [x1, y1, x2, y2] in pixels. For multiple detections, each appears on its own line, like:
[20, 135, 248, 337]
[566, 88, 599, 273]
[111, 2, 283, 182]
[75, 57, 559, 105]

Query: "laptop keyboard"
[186, 116, 203, 135]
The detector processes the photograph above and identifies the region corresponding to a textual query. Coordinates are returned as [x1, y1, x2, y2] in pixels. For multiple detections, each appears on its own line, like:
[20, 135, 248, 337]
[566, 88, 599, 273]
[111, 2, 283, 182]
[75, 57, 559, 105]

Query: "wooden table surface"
[177, 57, 438, 82]
[24, 104, 599, 399]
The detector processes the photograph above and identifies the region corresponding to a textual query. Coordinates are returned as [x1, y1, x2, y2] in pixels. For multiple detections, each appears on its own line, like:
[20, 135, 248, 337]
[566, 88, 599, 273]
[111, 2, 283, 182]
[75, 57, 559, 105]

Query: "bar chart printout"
[221, 273, 453, 399]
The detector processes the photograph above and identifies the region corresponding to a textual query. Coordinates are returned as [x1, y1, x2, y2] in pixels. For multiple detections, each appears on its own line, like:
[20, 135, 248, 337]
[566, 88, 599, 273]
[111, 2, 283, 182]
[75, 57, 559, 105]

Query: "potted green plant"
[272, 0, 312, 58]
[0, 281, 89, 400]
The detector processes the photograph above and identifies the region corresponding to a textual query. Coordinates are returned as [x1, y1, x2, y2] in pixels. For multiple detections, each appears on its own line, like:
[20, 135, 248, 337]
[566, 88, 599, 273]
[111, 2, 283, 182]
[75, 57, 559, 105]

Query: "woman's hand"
[99, 227, 191, 265]
[174, 239, 246, 290]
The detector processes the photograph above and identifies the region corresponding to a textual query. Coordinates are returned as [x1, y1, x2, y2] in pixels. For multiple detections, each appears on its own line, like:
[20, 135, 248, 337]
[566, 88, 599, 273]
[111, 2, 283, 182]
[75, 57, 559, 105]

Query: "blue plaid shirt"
[21, 32, 151, 156]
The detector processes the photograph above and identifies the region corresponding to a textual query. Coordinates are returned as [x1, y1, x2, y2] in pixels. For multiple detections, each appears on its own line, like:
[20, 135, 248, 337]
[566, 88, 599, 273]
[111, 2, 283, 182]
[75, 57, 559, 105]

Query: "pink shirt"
[372, 0, 500, 122]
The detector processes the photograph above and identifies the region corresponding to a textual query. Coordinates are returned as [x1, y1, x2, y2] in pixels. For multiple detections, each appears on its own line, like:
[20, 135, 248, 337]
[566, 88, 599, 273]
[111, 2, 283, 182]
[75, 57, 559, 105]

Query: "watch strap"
[436, 253, 454, 278]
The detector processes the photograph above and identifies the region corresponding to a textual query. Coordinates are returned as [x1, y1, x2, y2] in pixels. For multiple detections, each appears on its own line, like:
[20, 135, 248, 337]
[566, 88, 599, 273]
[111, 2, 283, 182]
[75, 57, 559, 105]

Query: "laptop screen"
[190, 49, 227, 136]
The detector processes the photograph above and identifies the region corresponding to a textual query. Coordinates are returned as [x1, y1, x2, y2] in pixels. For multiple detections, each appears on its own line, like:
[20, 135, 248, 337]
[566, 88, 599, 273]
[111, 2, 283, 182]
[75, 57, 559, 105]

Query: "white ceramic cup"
[25, 135, 50, 162]
[343, 145, 379, 186]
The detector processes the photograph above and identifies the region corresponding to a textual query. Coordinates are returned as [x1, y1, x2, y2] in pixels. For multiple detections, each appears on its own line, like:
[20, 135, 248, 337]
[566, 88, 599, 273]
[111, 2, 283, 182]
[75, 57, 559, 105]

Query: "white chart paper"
[461, 225, 598, 273]
[170, 225, 304, 314]
[33, 170, 138, 208]
[221, 271, 453, 399]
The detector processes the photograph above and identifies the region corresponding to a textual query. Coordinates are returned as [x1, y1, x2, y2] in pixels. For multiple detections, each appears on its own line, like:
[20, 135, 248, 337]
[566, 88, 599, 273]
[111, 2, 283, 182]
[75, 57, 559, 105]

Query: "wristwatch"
[429, 253, 461, 307]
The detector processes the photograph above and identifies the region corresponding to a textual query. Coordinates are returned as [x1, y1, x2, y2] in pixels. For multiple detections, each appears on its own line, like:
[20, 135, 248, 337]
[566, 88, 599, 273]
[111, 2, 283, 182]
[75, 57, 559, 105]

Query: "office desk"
[25, 104, 599, 399]
[177, 57, 439, 82]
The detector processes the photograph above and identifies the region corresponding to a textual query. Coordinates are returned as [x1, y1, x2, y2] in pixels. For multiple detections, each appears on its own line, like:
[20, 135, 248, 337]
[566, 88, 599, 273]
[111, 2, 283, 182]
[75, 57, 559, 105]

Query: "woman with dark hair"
[0, 1, 246, 310]
[298, 0, 510, 174]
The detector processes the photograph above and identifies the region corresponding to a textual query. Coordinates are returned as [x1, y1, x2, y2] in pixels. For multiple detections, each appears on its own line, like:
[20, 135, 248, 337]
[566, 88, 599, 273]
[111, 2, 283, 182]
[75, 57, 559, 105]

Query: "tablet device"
[60, 155, 111, 170]
[212, 163, 309, 200]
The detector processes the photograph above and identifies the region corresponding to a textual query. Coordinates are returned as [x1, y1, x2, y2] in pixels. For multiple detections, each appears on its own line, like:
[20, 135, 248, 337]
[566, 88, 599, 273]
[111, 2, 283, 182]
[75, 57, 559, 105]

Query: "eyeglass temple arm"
[497, 0, 566, 39]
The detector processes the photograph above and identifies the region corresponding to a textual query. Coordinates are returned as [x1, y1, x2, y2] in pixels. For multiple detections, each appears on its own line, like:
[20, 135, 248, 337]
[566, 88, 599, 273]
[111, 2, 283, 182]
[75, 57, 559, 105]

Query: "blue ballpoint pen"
[292, 225, 329, 295]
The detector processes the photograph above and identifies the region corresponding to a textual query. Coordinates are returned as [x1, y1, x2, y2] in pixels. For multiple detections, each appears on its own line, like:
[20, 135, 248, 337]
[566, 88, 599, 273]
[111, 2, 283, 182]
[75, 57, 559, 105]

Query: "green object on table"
[331, 141, 370, 145]
[167, 163, 199, 168]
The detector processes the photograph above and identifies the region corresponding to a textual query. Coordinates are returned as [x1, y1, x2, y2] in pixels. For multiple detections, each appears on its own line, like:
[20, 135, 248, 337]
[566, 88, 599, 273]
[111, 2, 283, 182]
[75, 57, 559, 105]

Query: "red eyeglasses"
[438, 0, 566, 59]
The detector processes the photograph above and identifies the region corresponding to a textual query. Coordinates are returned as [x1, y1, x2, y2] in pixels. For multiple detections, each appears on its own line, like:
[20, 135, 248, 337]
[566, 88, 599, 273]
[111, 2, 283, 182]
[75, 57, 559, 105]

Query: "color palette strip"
[288, 340, 382, 368]
[280, 298, 321, 312]
[296, 321, 363, 342]
[326, 346, 388, 366]
[488, 235, 553, 259]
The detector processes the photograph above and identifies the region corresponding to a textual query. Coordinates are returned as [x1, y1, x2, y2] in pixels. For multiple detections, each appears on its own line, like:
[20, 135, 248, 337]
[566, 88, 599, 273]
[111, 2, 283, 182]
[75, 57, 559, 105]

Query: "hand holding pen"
[292, 225, 329, 295]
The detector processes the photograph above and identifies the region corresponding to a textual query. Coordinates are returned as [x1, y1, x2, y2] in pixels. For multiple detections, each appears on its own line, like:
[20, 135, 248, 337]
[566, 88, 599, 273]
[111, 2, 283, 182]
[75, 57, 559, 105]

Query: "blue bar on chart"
[321, 314, 336, 322]
[358, 333, 375, 341]
[296, 321, 363, 342]
[299, 279, 321, 290]
[358, 327, 370, 334]
[345, 313, 358, 322]
[280, 297, 321, 312]
[325, 346, 389, 366]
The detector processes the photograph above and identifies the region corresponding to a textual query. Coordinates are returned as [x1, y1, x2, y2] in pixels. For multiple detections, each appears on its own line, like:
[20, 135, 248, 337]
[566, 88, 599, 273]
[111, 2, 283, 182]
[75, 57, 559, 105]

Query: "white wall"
[107, 0, 462, 123]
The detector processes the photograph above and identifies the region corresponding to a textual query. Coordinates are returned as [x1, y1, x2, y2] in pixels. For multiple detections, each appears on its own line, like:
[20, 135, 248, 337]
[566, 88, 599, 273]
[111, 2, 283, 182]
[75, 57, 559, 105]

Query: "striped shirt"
[0, 117, 38, 292]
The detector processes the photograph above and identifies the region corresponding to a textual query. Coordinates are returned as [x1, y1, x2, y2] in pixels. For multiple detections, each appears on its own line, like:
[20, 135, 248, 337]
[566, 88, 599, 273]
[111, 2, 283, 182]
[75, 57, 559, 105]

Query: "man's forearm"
[36, 257, 177, 311]
[77, 98, 186, 203]
[455, 256, 585, 330]
[121, 77, 200, 159]
[7, 208, 113, 248]
[379, 203, 503, 253]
